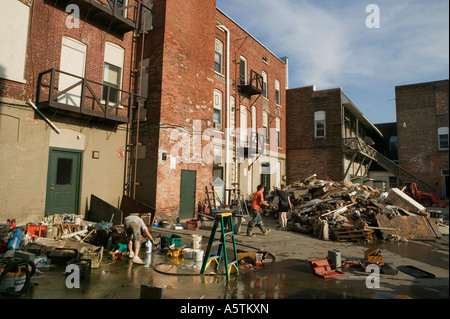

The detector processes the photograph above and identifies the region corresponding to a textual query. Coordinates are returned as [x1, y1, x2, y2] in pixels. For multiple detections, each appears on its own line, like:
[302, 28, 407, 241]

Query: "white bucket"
[191, 235, 202, 250]
[184, 248, 194, 259]
[194, 249, 204, 262]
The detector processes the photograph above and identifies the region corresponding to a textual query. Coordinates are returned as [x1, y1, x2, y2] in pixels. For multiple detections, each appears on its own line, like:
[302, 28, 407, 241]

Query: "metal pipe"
[26, 100, 61, 134]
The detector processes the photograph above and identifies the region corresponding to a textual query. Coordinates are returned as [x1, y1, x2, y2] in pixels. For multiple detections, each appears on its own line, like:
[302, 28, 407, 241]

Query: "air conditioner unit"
[213, 122, 222, 131]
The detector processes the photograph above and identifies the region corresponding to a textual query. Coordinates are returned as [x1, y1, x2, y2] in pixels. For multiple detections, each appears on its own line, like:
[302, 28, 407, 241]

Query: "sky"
[216, 0, 449, 124]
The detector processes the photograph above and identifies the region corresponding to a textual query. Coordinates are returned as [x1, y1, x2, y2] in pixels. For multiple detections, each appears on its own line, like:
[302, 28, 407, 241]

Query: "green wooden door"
[179, 170, 196, 220]
[45, 148, 82, 216]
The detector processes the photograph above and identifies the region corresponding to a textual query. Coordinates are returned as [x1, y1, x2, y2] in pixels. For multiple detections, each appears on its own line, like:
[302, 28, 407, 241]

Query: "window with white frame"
[314, 111, 326, 138]
[230, 96, 235, 136]
[262, 71, 268, 99]
[240, 106, 247, 146]
[438, 127, 449, 150]
[214, 39, 223, 74]
[263, 111, 269, 143]
[0, 0, 30, 83]
[275, 80, 281, 105]
[276, 117, 281, 148]
[102, 42, 124, 105]
[239, 56, 247, 86]
[251, 106, 257, 139]
[213, 90, 223, 131]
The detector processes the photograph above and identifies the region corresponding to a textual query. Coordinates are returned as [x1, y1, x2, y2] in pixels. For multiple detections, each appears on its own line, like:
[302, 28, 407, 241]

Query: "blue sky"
[216, 0, 449, 124]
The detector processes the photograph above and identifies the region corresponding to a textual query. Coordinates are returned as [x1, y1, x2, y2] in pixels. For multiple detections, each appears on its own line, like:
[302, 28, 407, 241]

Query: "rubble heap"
[283, 175, 444, 242]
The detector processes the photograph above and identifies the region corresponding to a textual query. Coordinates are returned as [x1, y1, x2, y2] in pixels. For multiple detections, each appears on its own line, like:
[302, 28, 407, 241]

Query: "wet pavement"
[19, 208, 450, 301]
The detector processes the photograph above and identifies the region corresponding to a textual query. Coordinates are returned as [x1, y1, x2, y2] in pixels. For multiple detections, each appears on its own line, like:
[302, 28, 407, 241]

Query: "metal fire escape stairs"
[343, 137, 438, 194]
[124, 0, 153, 199]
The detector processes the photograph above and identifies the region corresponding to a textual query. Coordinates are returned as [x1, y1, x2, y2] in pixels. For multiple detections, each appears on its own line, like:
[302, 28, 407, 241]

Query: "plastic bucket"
[194, 249, 204, 262]
[184, 248, 194, 259]
[191, 235, 202, 250]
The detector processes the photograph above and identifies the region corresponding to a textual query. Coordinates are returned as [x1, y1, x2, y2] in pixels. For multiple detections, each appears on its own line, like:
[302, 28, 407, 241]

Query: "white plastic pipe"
[26, 99, 61, 134]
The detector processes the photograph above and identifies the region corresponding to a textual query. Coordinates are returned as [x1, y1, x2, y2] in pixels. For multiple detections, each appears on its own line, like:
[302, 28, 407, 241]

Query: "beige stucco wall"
[0, 101, 127, 225]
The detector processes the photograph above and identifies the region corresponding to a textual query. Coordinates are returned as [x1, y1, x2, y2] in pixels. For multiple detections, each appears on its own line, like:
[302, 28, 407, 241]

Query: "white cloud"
[218, 0, 449, 90]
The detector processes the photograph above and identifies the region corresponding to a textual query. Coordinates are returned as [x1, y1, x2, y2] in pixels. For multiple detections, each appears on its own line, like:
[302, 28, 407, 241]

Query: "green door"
[179, 170, 196, 220]
[45, 148, 83, 216]
[260, 163, 271, 198]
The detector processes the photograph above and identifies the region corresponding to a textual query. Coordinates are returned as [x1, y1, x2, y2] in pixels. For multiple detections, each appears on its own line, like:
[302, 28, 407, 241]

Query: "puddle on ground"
[21, 237, 449, 300]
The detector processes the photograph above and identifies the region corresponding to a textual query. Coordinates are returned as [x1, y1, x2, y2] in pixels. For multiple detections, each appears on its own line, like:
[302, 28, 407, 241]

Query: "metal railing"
[36, 68, 145, 123]
[342, 137, 377, 160]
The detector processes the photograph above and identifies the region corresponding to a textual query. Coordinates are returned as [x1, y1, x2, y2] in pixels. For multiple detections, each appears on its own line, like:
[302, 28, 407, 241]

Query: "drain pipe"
[26, 100, 61, 134]
[218, 24, 230, 203]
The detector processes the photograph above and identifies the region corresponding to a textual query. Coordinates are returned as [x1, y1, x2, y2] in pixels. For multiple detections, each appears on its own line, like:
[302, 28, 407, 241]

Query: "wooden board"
[376, 214, 438, 240]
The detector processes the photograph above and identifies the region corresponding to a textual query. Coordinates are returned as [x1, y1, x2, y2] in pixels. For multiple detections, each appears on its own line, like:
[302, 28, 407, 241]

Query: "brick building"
[134, 0, 288, 221]
[0, 0, 145, 223]
[395, 79, 449, 199]
[286, 86, 382, 185]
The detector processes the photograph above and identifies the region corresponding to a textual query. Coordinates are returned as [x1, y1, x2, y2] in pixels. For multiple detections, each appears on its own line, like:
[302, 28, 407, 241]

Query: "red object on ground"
[310, 258, 345, 278]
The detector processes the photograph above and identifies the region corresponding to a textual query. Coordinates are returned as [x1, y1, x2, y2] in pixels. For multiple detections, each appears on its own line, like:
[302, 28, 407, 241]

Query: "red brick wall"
[286, 86, 343, 183]
[396, 80, 449, 198]
[214, 10, 287, 155]
[137, 0, 217, 221]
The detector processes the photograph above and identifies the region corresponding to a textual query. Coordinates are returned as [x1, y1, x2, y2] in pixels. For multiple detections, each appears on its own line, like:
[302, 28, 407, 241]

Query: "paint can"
[184, 248, 194, 259]
[255, 253, 263, 266]
[191, 235, 202, 250]
[194, 249, 204, 262]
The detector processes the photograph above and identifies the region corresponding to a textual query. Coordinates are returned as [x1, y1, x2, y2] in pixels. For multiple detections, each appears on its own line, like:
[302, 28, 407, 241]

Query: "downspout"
[218, 24, 230, 203]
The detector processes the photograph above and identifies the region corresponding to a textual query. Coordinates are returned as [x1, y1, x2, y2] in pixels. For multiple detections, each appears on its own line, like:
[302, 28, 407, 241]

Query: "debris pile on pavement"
[282, 175, 447, 242]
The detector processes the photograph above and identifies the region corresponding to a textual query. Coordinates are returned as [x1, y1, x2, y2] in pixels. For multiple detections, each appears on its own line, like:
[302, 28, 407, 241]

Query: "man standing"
[124, 214, 157, 264]
[247, 185, 271, 237]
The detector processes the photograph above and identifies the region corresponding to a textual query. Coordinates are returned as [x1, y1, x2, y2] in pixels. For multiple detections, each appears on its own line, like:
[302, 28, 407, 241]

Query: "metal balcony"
[238, 70, 264, 99]
[68, 0, 138, 33]
[36, 68, 144, 124]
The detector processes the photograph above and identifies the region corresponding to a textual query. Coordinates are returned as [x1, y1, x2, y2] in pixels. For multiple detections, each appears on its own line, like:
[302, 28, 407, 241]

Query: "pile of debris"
[281, 175, 446, 243]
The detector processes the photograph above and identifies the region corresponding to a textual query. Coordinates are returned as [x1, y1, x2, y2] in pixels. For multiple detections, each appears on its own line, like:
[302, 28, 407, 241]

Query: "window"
[438, 127, 449, 150]
[276, 117, 281, 148]
[275, 80, 281, 105]
[102, 63, 121, 103]
[251, 106, 257, 137]
[56, 158, 73, 185]
[102, 42, 124, 105]
[213, 90, 223, 130]
[240, 106, 247, 146]
[239, 56, 247, 86]
[262, 71, 268, 99]
[230, 96, 235, 136]
[314, 111, 326, 138]
[389, 136, 398, 152]
[109, 0, 127, 17]
[0, 0, 30, 83]
[139, 0, 153, 32]
[263, 111, 269, 143]
[214, 39, 223, 74]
